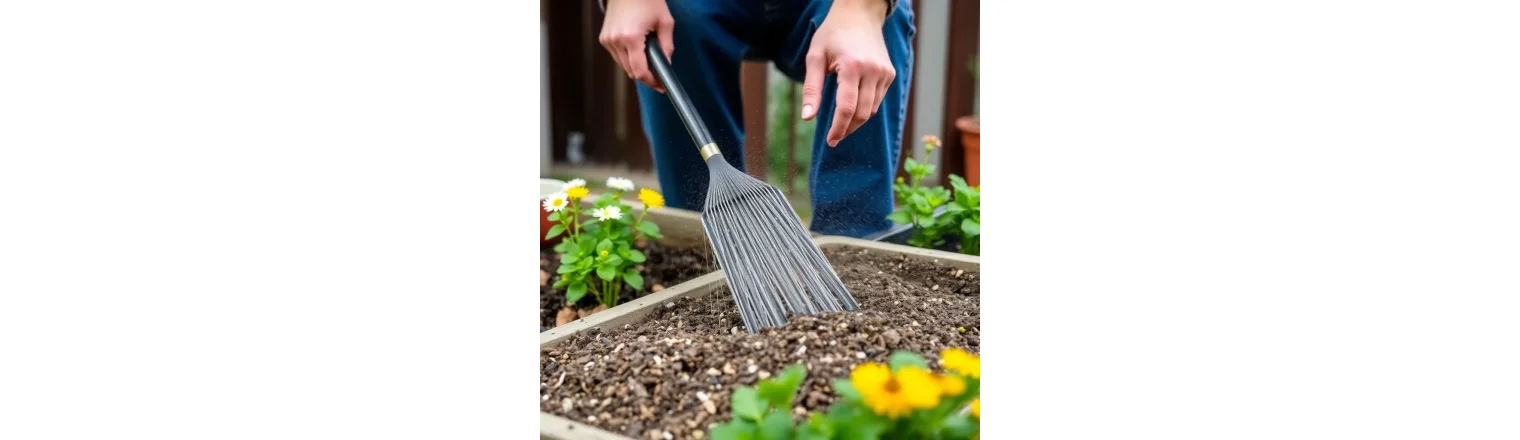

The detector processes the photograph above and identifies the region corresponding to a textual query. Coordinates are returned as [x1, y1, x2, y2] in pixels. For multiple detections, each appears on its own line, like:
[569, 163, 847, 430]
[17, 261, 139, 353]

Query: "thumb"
[800, 51, 826, 120]
[656, 18, 675, 61]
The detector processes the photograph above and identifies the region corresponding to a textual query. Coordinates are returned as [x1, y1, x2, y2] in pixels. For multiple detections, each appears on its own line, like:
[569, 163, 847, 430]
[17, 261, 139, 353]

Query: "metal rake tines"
[700, 164, 857, 334]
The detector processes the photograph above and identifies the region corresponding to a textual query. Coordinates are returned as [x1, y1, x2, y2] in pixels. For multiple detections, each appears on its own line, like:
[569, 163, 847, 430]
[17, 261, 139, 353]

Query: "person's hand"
[599, 0, 675, 93]
[802, 0, 894, 147]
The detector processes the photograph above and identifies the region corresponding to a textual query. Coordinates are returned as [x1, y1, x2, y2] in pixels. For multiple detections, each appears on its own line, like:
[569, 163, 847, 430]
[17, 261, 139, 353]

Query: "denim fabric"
[636, 0, 915, 238]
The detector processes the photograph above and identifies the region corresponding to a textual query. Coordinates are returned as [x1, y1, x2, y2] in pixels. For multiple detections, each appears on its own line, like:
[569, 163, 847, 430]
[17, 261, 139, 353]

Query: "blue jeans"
[637, 0, 915, 238]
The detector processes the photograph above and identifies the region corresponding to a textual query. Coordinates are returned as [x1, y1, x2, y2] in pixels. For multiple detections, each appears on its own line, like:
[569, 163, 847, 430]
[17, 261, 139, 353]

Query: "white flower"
[606, 177, 635, 191]
[542, 192, 568, 212]
[563, 178, 587, 190]
[591, 206, 623, 222]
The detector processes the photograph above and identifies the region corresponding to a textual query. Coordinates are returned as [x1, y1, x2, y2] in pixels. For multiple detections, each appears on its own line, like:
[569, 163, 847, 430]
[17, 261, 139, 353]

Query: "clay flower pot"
[956, 115, 980, 187]
[540, 178, 565, 247]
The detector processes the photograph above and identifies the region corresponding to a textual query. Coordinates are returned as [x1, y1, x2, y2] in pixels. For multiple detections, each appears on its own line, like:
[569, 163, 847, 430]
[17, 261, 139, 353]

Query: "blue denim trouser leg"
[637, 0, 915, 238]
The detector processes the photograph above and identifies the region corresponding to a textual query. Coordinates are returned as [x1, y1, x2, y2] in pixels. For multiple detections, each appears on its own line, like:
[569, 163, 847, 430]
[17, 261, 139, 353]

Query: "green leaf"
[915, 214, 936, 228]
[628, 249, 646, 263]
[758, 411, 794, 440]
[837, 417, 886, 440]
[757, 364, 807, 410]
[832, 379, 862, 403]
[596, 239, 613, 252]
[551, 276, 567, 288]
[888, 351, 929, 372]
[544, 224, 566, 240]
[556, 263, 577, 274]
[547, 211, 562, 221]
[577, 237, 596, 252]
[910, 194, 930, 212]
[796, 414, 834, 440]
[596, 265, 615, 281]
[710, 421, 758, 440]
[942, 413, 978, 439]
[604, 255, 624, 267]
[961, 218, 980, 237]
[560, 253, 580, 264]
[624, 269, 643, 291]
[731, 387, 764, 421]
[886, 210, 911, 225]
[637, 221, 661, 238]
[566, 281, 587, 303]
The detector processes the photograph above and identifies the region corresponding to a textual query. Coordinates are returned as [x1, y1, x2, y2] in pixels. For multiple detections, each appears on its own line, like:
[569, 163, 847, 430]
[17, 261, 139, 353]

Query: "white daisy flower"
[606, 177, 635, 191]
[542, 192, 568, 212]
[591, 206, 623, 222]
[563, 178, 587, 189]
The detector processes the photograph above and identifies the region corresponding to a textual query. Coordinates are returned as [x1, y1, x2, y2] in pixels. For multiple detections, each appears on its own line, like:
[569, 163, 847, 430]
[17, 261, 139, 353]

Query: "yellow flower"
[598, 250, 609, 258]
[565, 186, 589, 200]
[936, 373, 966, 397]
[637, 188, 665, 209]
[941, 348, 980, 379]
[970, 398, 980, 419]
[850, 363, 941, 419]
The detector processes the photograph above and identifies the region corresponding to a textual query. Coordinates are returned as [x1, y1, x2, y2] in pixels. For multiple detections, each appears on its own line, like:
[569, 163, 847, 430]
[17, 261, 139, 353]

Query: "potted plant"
[957, 55, 980, 186]
[539, 177, 721, 330]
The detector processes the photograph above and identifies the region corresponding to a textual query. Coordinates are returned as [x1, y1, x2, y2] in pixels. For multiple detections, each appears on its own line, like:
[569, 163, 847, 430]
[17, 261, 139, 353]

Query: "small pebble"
[706, 368, 721, 377]
[758, 370, 771, 379]
[696, 391, 709, 402]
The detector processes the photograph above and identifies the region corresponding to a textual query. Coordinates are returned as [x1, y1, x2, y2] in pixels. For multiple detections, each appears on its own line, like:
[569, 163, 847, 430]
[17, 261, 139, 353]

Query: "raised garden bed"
[539, 237, 980, 440]
[541, 206, 719, 331]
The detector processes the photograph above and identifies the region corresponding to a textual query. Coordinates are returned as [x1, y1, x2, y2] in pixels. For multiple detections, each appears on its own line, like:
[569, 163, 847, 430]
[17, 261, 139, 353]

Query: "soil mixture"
[541, 241, 718, 329]
[539, 248, 980, 440]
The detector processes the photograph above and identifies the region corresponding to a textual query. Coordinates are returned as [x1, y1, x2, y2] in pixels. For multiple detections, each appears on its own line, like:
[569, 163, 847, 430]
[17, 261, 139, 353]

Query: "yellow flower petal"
[941, 348, 980, 379]
[637, 188, 665, 209]
[937, 374, 966, 396]
[566, 186, 589, 200]
[970, 398, 980, 419]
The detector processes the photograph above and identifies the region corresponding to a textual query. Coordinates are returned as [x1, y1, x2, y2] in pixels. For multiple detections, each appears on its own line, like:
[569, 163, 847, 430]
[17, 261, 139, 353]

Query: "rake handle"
[644, 34, 721, 160]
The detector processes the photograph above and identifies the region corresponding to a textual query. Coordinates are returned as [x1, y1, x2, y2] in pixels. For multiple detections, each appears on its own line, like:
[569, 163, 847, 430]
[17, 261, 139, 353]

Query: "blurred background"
[541, 0, 980, 223]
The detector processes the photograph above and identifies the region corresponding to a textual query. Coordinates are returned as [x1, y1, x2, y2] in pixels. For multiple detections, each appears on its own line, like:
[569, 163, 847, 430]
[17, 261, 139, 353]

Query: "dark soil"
[541, 241, 718, 329]
[539, 248, 980, 440]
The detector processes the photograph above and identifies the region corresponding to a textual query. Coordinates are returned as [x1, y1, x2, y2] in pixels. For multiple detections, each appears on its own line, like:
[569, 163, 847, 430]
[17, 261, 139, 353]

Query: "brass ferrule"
[699, 143, 722, 161]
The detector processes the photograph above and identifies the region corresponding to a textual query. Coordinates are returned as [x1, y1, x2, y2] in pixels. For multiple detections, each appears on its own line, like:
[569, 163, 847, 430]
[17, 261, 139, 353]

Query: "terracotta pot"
[956, 115, 980, 186]
[540, 179, 565, 247]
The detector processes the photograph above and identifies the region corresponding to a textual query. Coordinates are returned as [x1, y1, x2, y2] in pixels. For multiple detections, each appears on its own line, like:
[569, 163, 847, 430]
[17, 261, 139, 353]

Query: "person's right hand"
[599, 0, 675, 93]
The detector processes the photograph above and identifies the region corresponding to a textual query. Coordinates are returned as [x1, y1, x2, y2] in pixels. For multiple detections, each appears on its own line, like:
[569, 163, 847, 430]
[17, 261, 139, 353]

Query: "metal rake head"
[700, 158, 858, 334]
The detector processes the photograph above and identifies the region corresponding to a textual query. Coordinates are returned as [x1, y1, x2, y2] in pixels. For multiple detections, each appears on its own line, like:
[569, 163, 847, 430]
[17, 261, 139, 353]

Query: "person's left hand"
[800, 0, 894, 147]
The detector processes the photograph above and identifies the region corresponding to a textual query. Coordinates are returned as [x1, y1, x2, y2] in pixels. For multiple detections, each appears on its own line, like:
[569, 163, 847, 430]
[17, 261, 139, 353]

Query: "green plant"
[709, 348, 982, 440]
[543, 178, 665, 308]
[887, 136, 980, 255]
[944, 175, 980, 256]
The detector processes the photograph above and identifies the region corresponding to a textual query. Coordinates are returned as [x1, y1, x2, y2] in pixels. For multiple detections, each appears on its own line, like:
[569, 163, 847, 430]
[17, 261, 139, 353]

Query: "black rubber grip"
[644, 33, 716, 149]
